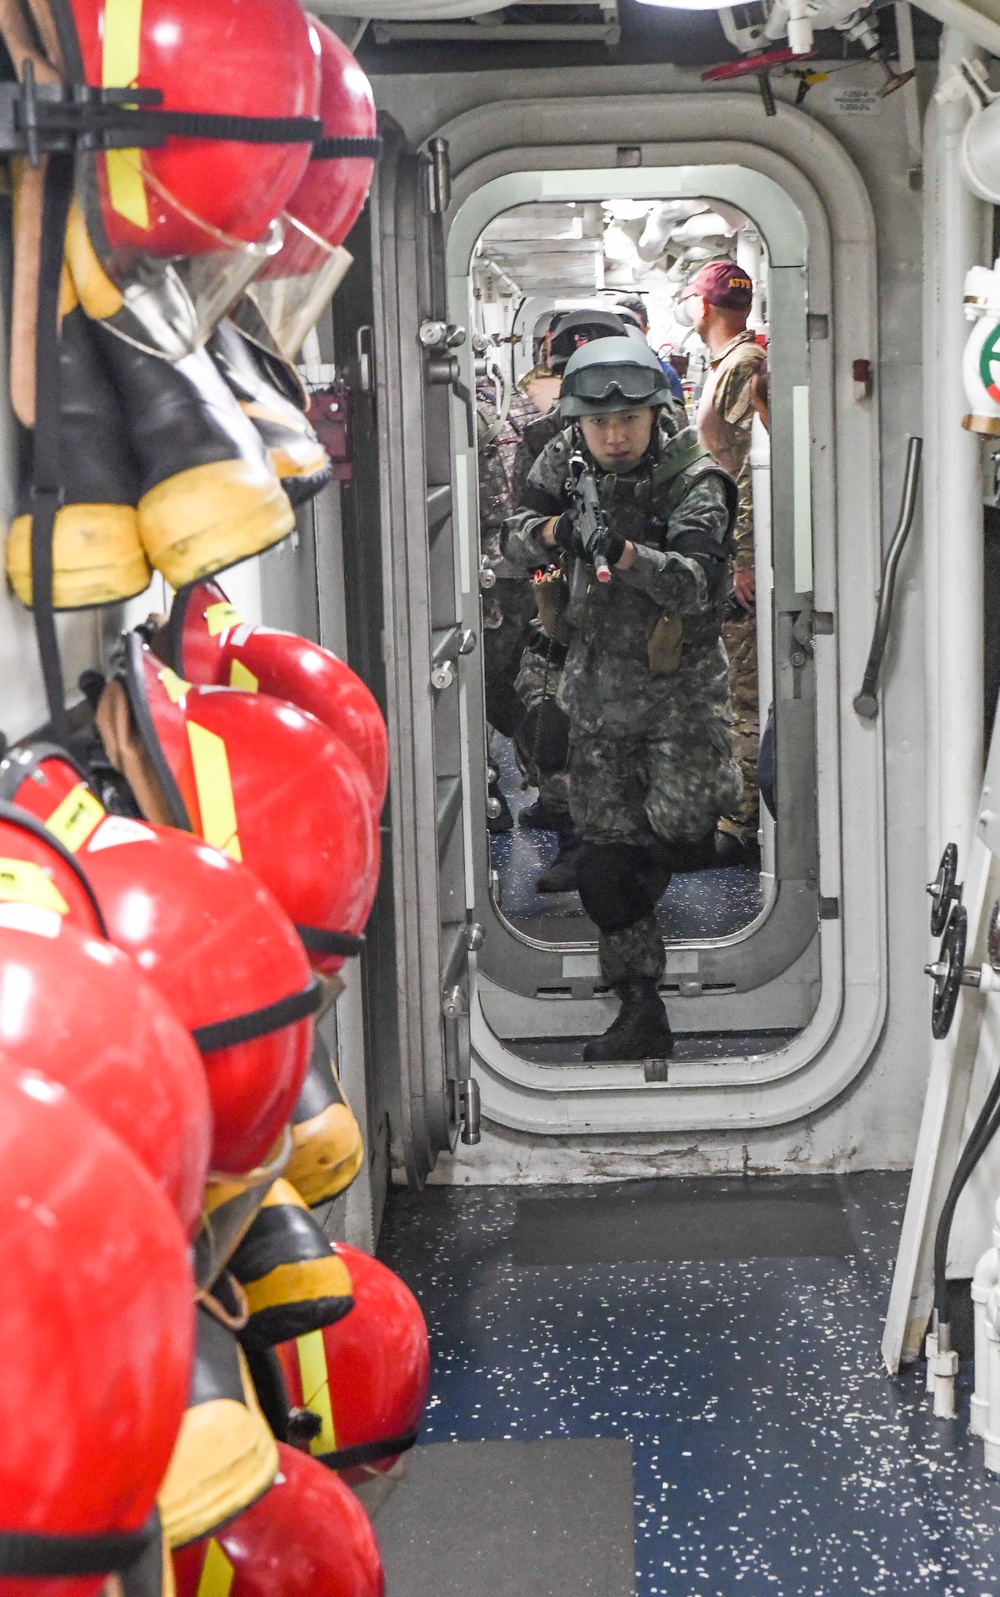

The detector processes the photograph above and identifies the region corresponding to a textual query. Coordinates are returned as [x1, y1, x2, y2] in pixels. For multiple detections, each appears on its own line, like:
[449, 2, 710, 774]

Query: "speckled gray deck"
[377, 1175, 1000, 1597]
[367, 1437, 635, 1596]
[512, 1176, 855, 1266]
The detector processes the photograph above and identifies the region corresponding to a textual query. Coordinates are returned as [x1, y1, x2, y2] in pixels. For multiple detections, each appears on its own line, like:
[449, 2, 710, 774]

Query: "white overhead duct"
[668, 210, 738, 244]
[636, 201, 707, 263]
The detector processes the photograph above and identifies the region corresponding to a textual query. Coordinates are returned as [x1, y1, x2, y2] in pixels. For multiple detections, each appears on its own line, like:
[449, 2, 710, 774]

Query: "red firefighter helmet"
[122, 634, 380, 973]
[164, 579, 388, 810]
[0, 916, 211, 1237]
[0, 1062, 193, 1597]
[0, 746, 318, 1174]
[285, 19, 377, 253]
[0, 792, 106, 936]
[172, 1442, 383, 1597]
[276, 1242, 429, 1483]
[66, 0, 320, 257]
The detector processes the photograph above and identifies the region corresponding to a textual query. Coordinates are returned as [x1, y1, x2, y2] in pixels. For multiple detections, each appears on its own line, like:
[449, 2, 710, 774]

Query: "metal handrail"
[853, 435, 923, 720]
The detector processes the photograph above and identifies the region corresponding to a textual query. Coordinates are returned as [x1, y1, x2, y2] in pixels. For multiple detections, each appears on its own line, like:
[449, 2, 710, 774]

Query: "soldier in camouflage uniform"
[477, 369, 540, 830]
[680, 260, 767, 858]
[503, 337, 739, 1071]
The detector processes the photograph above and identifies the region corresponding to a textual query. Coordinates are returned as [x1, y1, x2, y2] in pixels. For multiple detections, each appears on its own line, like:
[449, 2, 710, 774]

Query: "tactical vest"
[570, 426, 739, 665]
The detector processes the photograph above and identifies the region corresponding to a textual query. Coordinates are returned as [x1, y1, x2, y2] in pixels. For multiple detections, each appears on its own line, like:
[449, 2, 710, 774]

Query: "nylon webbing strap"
[30, 150, 76, 742]
[310, 135, 382, 160]
[192, 976, 322, 1054]
[295, 924, 365, 958]
[94, 109, 323, 145]
[0, 1509, 158, 1576]
[317, 1430, 419, 1471]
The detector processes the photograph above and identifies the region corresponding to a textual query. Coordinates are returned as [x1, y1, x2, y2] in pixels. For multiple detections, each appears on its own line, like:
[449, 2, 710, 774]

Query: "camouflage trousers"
[514, 636, 571, 818]
[569, 723, 742, 985]
[720, 609, 759, 843]
[482, 579, 536, 737]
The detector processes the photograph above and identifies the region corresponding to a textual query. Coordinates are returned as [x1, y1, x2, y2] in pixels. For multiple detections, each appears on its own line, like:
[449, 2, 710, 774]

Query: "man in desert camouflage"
[679, 260, 767, 862]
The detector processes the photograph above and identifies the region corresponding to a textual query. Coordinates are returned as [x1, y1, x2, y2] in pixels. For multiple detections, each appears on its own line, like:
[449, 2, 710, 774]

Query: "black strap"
[316, 1430, 419, 1471]
[192, 976, 322, 1054]
[30, 150, 76, 741]
[295, 924, 365, 958]
[0, 1509, 158, 1576]
[92, 109, 323, 146]
[123, 632, 191, 831]
[0, 797, 108, 936]
[310, 135, 382, 161]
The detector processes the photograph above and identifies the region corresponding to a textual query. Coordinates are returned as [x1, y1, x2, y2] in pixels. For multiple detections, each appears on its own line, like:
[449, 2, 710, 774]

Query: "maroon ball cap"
[678, 260, 754, 312]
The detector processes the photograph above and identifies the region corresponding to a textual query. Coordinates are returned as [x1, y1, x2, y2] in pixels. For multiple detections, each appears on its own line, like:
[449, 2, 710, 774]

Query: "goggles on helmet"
[564, 361, 666, 404]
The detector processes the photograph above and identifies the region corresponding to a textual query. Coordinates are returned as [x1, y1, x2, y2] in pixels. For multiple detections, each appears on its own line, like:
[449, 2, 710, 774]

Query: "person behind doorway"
[477, 362, 542, 832]
[615, 294, 687, 419]
[509, 308, 630, 895]
[503, 338, 740, 1073]
[678, 260, 767, 864]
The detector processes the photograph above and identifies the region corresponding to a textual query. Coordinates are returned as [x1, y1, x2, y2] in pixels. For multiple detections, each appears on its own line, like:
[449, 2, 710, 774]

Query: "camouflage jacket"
[477, 378, 540, 585]
[696, 330, 765, 563]
[502, 422, 737, 736]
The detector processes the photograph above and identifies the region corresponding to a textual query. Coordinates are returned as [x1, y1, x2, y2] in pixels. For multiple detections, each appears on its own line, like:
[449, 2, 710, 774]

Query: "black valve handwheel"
[928, 842, 961, 939]
[929, 903, 968, 1041]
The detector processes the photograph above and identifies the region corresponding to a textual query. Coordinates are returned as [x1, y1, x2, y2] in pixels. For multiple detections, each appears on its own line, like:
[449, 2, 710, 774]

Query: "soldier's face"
[578, 407, 655, 471]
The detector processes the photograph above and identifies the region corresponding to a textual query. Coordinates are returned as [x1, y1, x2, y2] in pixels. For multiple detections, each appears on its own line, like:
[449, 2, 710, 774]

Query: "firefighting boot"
[228, 1179, 355, 1351]
[582, 978, 674, 1067]
[158, 1305, 279, 1551]
[207, 319, 332, 505]
[89, 319, 294, 588]
[6, 304, 150, 608]
[286, 1033, 366, 1205]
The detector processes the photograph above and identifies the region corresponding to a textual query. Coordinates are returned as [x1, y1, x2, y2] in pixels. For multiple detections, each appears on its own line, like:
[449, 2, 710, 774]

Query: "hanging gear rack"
[0, 52, 379, 740]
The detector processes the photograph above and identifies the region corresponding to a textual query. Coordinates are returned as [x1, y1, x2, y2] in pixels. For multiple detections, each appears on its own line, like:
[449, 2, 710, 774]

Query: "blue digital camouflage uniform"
[503, 419, 740, 985]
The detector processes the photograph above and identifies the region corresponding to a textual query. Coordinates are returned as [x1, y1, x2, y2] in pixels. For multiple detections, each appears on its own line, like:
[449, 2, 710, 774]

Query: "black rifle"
[567, 454, 613, 584]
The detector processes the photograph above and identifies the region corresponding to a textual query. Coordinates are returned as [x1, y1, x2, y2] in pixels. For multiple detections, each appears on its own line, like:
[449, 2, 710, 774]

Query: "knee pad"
[484, 678, 526, 738]
[515, 699, 570, 775]
[577, 843, 661, 933]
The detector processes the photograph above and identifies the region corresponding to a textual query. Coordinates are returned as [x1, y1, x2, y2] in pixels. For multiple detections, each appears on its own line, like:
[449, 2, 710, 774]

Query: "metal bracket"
[431, 624, 476, 689]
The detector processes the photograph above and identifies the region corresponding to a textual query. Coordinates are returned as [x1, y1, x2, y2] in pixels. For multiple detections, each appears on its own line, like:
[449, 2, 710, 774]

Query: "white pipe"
[971, 1199, 1000, 1437]
[985, 1283, 1000, 1470]
[926, 28, 986, 896]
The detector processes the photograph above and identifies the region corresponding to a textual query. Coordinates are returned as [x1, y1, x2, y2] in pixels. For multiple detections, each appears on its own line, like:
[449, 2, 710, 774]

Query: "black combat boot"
[537, 838, 584, 894]
[583, 978, 674, 1066]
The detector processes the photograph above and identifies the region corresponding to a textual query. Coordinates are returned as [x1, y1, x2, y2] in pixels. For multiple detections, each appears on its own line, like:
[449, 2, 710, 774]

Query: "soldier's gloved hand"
[602, 529, 627, 568]
[551, 512, 586, 559]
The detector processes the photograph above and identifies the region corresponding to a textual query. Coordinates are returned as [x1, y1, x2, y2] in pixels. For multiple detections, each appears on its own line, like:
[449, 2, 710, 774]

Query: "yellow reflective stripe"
[102, 0, 142, 85]
[205, 601, 243, 637]
[228, 658, 259, 692]
[296, 1330, 337, 1455]
[157, 666, 191, 705]
[243, 1254, 353, 1314]
[196, 1539, 234, 1597]
[102, 0, 149, 230]
[186, 723, 242, 861]
[45, 784, 103, 853]
[0, 859, 69, 914]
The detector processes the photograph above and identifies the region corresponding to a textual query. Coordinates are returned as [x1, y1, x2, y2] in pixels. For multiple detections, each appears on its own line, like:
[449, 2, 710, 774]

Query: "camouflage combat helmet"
[559, 336, 674, 417]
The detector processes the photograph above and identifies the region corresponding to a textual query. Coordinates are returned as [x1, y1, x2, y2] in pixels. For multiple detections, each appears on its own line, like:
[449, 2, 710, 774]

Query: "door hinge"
[425, 135, 451, 215]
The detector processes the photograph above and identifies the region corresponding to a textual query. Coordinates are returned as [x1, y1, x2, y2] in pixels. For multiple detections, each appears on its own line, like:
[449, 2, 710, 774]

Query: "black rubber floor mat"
[365, 1438, 635, 1597]
[512, 1175, 856, 1266]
